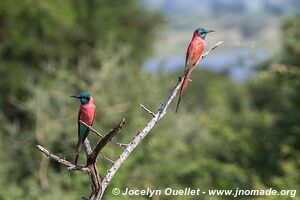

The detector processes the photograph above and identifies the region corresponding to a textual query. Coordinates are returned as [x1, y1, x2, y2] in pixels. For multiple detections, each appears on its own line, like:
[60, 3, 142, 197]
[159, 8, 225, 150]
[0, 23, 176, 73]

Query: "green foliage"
[0, 0, 163, 129]
[0, 0, 162, 65]
[281, 16, 300, 66]
[0, 2, 299, 199]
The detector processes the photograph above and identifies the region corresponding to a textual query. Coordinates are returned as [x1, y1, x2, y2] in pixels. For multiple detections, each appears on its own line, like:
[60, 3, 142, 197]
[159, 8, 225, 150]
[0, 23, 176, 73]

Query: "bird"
[175, 28, 215, 113]
[71, 93, 96, 164]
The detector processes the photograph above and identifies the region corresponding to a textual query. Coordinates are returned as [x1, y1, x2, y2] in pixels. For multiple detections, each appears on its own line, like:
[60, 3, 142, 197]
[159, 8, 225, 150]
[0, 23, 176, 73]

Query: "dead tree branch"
[100, 78, 182, 198]
[102, 42, 223, 198]
[99, 41, 223, 198]
[36, 145, 89, 172]
[37, 119, 125, 200]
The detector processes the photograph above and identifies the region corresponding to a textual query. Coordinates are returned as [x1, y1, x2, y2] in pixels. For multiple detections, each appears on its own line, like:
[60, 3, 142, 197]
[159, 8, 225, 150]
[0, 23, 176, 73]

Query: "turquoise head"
[71, 92, 91, 105]
[195, 28, 215, 39]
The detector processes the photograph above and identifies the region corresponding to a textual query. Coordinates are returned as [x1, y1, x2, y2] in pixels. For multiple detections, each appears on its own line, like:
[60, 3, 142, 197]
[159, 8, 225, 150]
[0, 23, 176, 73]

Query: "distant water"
[144, 48, 270, 81]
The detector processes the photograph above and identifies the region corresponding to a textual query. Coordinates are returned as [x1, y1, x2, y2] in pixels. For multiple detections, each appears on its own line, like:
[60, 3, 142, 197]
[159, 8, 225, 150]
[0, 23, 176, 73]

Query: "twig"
[80, 120, 104, 138]
[201, 41, 223, 59]
[140, 104, 156, 117]
[104, 155, 115, 164]
[115, 142, 128, 148]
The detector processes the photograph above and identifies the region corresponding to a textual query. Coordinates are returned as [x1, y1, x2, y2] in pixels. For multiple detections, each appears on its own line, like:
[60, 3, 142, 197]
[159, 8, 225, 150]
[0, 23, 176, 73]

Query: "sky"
[142, 0, 299, 81]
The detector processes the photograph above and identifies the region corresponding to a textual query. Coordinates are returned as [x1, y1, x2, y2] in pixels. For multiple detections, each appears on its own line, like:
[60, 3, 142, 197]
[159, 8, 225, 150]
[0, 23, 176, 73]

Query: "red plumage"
[175, 31, 205, 113]
[75, 96, 96, 164]
[78, 97, 96, 126]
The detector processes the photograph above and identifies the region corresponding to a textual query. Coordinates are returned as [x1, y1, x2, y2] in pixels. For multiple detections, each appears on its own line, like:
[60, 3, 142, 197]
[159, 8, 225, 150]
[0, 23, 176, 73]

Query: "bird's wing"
[77, 109, 82, 138]
[81, 106, 96, 140]
[185, 41, 194, 72]
[91, 106, 96, 126]
[78, 108, 89, 139]
[185, 40, 204, 72]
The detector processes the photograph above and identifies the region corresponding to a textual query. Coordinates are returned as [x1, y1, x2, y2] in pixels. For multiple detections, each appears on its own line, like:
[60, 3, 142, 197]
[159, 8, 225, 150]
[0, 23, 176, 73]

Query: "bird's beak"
[206, 29, 215, 33]
[70, 95, 80, 99]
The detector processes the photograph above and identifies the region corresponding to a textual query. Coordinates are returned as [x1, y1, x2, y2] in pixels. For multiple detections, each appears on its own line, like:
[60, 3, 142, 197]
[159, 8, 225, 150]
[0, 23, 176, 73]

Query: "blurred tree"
[0, 1, 163, 199]
[247, 16, 300, 183]
[0, 0, 162, 66]
[0, 1, 299, 199]
[0, 0, 162, 125]
[281, 16, 300, 66]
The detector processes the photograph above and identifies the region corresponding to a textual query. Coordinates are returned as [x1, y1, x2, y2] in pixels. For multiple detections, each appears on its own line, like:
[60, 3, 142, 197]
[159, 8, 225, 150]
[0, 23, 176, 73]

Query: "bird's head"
[195, 28, 215, 39]
[71, 93, 91, 105]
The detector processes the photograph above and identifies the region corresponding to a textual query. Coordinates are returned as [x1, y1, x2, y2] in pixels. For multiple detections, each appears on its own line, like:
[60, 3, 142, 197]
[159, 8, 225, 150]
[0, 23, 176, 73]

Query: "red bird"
[71, 93, 96, 164]
[175, 28, 214, 113]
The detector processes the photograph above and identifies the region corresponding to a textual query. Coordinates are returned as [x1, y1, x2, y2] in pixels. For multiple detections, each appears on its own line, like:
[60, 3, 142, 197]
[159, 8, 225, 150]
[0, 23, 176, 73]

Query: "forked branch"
[36, 119, 126, 200]
[87, 119, 125, 165]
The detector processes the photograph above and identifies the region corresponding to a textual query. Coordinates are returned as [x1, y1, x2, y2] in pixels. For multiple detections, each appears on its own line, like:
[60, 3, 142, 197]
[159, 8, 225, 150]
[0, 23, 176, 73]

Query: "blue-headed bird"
[176, 28, 215, 113]
[71, 93, 96, 164]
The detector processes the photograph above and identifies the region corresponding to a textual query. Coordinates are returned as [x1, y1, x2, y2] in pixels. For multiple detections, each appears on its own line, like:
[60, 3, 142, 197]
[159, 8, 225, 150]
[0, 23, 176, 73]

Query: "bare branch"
[100, 41, 222, 198]
[100, 79, 183, 196]
[36, 145, 74, 168]
[36, 145, 89, 172]
[80, 120, 104, 138]
[140, 104, 156, 117]
[87, 118, 125, 165]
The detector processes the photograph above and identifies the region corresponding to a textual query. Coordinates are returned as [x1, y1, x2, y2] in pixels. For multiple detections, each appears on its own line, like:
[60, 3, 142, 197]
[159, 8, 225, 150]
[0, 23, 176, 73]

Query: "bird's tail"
[74, 139, 82, 164]
[75, 154, 79, 165]
[175, 71, 192, 113]
[175, 95, 182, 113]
